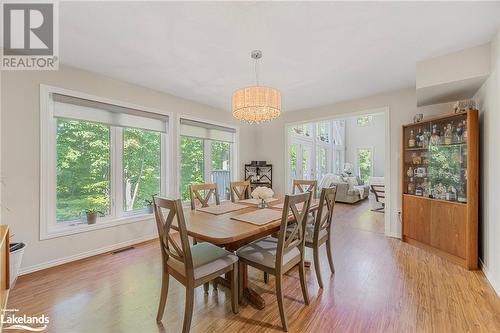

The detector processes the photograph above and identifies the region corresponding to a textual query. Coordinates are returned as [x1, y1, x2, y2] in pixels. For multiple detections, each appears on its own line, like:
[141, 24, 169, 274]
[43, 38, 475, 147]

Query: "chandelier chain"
[255, 57, 260, 86]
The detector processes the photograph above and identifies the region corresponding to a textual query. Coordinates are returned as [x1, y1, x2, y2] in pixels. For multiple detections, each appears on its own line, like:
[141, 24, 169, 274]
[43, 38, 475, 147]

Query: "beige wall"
[1, 65, 256, 272]
[255, 88, 453, 236]
[474, 31, 500, 295]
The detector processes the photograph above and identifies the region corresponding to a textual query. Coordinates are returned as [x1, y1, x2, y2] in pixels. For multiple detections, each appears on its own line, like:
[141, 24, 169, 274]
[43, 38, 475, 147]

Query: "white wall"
[255, 88, 453, 237]
[0, 65, 256, 272]
[344, 113, 385, 177]
[474, 32, 500, 295]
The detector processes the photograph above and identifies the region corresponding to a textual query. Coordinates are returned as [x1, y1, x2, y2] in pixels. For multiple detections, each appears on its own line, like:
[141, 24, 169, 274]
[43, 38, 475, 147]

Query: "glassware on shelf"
[430, 124, 441, 145]
[403, 113, 468, 203]
[407, 178, 415, 195]
[444, 123, 453, 145]
[408, 130, 416, 148]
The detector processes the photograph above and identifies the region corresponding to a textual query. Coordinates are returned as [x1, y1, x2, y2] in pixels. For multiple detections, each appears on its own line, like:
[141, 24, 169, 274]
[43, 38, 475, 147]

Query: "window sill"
[40, 213, 155, 240]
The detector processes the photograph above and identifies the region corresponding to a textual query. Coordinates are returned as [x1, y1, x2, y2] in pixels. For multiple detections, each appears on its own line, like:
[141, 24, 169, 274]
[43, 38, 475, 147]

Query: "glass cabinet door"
[403, 113, 468, 203]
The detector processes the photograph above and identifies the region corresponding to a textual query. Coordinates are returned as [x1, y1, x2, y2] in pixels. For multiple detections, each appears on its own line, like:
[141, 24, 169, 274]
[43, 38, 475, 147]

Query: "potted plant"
[85, 209, 103, 225]
[144, 198, 154, 213]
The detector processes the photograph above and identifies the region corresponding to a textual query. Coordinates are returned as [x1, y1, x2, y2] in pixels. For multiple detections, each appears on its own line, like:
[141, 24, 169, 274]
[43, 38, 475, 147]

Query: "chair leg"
[203, 282, 210, 294]
[275, 273, 288, 331]
[238, 261, 244, 304]
[182, 286, 195, 333]
[326, 238, 335, 274]
[312, 246, 323, 289]
[231, 263, 239, 314]
[298, 259, 310, 305]
[156, 271, 169, 323]
[264, 272, 269, 283]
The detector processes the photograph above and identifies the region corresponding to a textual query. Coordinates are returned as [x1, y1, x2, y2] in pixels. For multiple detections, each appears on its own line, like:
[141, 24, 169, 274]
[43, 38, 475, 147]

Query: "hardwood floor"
[8, 201, 500, 332]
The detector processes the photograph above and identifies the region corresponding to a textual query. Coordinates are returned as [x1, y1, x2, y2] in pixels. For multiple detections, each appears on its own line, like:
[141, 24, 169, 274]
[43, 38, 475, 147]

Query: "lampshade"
[232, 86, 281, 124]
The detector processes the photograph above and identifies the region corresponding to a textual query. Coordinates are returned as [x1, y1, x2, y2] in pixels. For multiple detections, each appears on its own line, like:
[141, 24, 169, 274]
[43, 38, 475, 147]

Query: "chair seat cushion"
[236, 236, 300, 269]
[167, 242, 237, 279]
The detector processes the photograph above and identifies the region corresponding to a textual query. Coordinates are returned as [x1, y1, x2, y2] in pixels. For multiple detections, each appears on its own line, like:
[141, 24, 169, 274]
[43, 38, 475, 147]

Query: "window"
[179, 118, 237, 202]
[289, 124, 313, 137]
[41, 86, 169, 238]
[287, 120, 344, 190]
[56, 119, 111, 221]
[316, 146, 328, 183]
[316, 122, 330, 143]
[357, 115, 373, 127]
[357, 148, 373, 183]
[123, 128, 161, 212]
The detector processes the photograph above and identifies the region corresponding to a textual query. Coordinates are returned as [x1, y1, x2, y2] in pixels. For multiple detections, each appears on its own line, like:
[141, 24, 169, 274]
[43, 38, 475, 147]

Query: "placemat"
[197, 202, 248, 215]
[238, 197, 279, 205]
[271, 199, 319, 210]
[230, 208, 283, 226]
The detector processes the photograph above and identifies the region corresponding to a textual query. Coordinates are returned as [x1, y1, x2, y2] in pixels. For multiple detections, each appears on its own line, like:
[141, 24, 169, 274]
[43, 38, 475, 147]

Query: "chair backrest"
[189, 183, 220, 210]
[153, 196, 194, 278]
[313, 186, 337, 239]
[230, 181, 251, 202]
[370, 184, 385, 202]
[292, 179, 318, 198]
[276, 192, 312, 269]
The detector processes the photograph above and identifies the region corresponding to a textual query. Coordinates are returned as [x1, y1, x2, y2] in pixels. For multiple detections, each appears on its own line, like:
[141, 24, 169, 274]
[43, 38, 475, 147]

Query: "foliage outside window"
[357, 115, 373, 127]
[56, 119, 111, 222]
[210, 141, 231, 200]
[123, 128, 161, 212]
[180, 137, 233, 202]
[357, 148, 372, 183]
[180, 137, 204, 202]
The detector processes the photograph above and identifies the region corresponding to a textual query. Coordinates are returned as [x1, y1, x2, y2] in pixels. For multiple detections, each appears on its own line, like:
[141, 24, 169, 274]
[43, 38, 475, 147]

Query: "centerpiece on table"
[251, 186, 274, 209]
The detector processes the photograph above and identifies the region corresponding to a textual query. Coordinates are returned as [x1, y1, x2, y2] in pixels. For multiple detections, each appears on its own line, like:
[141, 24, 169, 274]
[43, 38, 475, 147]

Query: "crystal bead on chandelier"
[232, 50, 281, 124]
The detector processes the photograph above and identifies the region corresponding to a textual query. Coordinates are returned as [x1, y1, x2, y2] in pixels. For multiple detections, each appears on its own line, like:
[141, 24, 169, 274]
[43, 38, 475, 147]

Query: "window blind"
[52, 93, 168, 133]
[180, 118, 236, 143]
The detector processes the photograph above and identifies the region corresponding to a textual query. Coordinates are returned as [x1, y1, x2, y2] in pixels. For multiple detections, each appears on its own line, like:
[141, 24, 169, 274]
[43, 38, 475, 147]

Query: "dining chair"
[292, 179, 318, 198]
[305, 186, 337, 288]
[189, 183, 220, 210]
[370, 184, 385, 213]
[153, 196, 239, 333]
[229, 180, 251, 202]
[236, 192, 312, 331]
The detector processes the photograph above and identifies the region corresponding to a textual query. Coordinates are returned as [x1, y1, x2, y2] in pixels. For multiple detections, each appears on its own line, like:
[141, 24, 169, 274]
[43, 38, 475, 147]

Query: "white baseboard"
[479, 258, 500, 297]
[18, 234, 158, 276]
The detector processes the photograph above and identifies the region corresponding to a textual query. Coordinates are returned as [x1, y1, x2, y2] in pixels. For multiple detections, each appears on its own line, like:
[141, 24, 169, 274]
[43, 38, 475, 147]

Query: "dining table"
[173, 197, 320, 309]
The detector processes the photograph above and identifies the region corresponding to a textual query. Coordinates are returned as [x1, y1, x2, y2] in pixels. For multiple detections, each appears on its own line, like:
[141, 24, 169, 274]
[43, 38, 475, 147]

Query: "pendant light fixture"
[232, 50, 281, 124]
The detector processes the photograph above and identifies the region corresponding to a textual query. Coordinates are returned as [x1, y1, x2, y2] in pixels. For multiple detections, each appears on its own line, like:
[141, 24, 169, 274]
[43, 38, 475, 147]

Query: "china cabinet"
[401, 110, 478, 269]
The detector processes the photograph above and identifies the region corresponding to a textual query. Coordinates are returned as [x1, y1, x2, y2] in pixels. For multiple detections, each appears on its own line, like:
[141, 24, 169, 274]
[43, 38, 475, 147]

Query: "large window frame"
[286, 120, 344, 192]
[40, 85, 173, 240]
[176, 114, 239, 203]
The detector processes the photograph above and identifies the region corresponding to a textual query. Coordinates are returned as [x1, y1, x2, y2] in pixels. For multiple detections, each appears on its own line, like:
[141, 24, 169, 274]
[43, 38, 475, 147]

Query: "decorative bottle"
[408, 130, 415, 148]
[444, 123, 453, 145]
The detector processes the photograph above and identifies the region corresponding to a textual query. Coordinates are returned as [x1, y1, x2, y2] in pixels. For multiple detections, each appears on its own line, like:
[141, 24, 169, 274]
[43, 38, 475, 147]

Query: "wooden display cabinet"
[401, 110, 478, 269]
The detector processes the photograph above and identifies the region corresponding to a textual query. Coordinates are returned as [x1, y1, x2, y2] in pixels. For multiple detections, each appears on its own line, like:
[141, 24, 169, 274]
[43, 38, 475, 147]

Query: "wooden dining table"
[173, 197, 320, 309]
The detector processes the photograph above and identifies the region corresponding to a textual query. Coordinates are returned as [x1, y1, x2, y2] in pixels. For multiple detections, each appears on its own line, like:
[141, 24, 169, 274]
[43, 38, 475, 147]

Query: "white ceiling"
[59, 1, 500, 112]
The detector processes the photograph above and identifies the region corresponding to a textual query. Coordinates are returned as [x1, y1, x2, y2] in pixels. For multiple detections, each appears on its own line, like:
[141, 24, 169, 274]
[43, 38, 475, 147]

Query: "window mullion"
[204, 140, 212, 182]
[113, 127, 124, 217]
